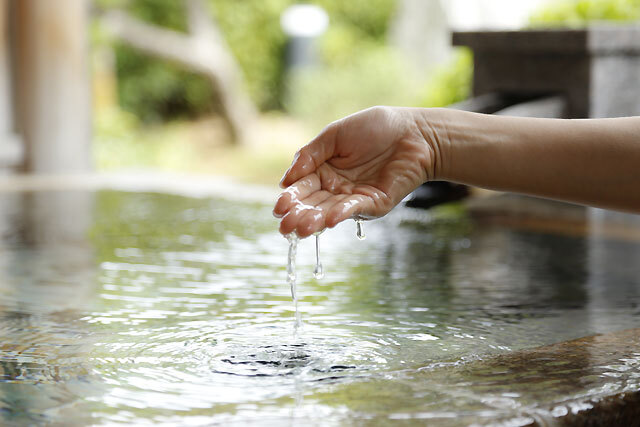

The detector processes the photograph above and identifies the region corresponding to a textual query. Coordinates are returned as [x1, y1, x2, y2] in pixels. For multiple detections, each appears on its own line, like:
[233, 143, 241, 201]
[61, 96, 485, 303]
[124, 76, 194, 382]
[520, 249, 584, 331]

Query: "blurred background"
[3, 0, 640, 184]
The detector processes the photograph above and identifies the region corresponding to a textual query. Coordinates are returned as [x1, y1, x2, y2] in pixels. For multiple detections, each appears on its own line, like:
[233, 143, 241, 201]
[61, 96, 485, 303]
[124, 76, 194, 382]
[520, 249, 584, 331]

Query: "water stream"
[286, 233, 302, 334]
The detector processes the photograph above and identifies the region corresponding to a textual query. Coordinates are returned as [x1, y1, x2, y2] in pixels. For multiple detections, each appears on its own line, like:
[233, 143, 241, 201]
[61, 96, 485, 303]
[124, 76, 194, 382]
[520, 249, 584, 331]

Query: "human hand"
[273, 106, 439, 238]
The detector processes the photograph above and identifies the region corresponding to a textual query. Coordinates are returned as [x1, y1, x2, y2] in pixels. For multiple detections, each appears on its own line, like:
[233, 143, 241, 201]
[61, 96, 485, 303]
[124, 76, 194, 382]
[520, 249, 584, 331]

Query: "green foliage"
[283, 0, 406, 126]
[286, 46, 473, 128]
[99, 0, 640, 124]
[208, 0, 291, 111]
[211, 0, 396, 111]
[95, 0, 215, 123]
[93, 108, 197, 170]
[97, 0, 398, 121]
[529, 0, 640, 27]
[314, 0, 396, 43]
[93, 108, 311, 182]
[114, 45, 216, 123]
[121, 0, 188, 31]
[285, 47, 421, 128]
[420, 48, 473, 108]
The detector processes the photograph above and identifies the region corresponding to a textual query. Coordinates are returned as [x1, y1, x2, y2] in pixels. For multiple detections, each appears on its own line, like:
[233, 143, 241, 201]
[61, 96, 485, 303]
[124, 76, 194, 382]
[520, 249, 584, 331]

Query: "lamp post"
[280, 4, 329, 71]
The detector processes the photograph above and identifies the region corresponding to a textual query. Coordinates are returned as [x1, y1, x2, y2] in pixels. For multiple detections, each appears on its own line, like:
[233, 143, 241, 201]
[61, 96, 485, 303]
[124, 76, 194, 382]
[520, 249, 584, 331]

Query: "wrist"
[409, 107, 453, 182]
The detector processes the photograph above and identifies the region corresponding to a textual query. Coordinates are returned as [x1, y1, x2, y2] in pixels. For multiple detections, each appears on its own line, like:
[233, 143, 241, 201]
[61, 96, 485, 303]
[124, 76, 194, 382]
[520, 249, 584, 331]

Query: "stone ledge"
[420, 328, 640, 426]
[453, 25, 640, 54]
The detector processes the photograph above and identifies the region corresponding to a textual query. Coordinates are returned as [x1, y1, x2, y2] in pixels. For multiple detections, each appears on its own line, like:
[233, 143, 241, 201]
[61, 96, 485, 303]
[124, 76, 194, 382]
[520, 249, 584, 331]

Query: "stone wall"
[453, 26, 640, 118]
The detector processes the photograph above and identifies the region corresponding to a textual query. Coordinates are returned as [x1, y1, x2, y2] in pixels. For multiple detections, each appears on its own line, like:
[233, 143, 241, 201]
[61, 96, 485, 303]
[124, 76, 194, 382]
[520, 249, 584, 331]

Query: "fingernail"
[279, 167, 292, 188]
[279, 152, 301, 188]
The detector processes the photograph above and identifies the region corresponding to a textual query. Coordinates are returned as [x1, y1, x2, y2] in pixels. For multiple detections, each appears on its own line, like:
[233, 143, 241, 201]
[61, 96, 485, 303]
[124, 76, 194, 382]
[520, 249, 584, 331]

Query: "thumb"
[279, 124, 338, 188]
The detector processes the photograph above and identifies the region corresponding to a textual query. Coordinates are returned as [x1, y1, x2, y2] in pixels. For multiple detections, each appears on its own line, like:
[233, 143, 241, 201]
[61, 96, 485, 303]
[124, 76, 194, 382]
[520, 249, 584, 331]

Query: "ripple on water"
[189, 322, 382, 383]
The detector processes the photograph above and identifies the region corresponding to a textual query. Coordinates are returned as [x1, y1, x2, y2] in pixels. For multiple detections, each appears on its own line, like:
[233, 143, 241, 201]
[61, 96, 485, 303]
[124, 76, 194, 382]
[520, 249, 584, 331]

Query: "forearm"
[415, 108, 640, 213]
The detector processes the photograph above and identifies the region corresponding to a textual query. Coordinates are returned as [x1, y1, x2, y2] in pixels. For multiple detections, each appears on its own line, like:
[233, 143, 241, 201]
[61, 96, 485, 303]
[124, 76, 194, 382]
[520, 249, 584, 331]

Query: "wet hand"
[273, 106, 436, 238]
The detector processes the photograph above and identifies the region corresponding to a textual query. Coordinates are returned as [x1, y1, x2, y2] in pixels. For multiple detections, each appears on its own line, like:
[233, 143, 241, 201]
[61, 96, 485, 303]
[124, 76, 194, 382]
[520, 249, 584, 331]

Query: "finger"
[279, 204, 319, 236]
[278, 191, 331, 235]
[325, 195, 374, 228]
[279, 124, 338, 188]
[295, 193, 343, 238]
[273, 174, 320, 218]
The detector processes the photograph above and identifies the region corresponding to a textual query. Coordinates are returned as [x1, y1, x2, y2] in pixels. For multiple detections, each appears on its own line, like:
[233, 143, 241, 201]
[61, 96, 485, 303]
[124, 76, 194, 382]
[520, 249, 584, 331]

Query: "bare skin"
[274, 106, 640, 238]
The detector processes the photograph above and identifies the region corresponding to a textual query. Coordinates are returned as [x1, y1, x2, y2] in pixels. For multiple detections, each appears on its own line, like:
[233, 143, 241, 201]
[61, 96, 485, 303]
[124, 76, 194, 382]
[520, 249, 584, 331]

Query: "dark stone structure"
[453, 26, 640, 119]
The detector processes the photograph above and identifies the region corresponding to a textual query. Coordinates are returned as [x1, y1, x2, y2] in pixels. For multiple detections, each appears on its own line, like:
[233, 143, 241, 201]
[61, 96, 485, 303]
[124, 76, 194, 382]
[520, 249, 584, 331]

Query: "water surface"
[0, 190, 639, 425]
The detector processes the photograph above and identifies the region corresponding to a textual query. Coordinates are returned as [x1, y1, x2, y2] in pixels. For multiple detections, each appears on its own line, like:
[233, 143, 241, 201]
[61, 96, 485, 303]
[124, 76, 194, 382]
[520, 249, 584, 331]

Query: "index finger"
[279, 123, 339, 188]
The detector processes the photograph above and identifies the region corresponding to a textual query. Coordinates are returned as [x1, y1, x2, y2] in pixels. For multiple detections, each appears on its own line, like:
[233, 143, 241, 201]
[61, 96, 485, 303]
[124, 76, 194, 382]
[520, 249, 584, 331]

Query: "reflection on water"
[0, 190, 639, 425]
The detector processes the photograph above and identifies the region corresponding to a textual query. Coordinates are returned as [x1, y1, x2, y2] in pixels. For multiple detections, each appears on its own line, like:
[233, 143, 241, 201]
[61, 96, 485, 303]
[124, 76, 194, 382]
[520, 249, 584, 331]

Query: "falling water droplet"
[286, 233, 302, 333]
[355, 219, 366, 240]
[313, 232, 324, 280]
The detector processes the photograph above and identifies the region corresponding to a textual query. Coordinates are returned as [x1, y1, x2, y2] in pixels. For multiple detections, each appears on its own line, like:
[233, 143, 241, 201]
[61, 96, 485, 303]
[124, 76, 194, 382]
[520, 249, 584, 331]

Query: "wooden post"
[0, 1, 11, 133]
[0, 0, 21, 172]
[13, 0, 91, 173]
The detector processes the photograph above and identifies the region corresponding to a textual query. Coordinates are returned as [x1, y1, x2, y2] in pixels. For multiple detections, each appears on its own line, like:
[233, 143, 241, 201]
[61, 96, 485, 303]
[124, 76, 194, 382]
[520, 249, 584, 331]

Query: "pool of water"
[1, 189, 639, 425]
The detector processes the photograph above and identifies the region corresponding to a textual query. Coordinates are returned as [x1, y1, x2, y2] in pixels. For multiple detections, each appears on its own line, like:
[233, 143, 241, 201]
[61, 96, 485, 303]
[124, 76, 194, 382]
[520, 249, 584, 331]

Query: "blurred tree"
[99, 0, 256, 143]
[209, 0, 291, 111]
[96, 0, 400, 122]
[94, 0, 211, 123]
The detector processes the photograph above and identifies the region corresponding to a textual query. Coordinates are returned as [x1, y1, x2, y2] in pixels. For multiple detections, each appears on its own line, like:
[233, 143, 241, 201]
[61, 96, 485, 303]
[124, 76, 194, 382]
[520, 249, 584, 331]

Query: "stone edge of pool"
[418, 327, 640, 426]
[0, 172, 280, 203]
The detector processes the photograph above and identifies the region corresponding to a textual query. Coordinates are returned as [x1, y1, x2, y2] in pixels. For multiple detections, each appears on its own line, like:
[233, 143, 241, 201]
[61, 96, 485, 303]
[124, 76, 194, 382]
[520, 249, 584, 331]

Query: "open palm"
[274, 107, 435, 238]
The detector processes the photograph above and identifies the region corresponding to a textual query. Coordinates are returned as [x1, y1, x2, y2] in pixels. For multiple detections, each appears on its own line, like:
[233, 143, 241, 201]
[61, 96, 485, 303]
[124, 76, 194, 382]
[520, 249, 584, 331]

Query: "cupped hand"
[273, 106, 438, 238]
